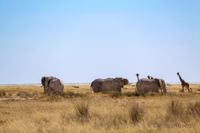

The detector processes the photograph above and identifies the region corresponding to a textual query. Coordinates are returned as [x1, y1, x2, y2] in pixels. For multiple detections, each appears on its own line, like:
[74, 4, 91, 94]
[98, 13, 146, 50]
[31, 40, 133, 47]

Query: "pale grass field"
[1, 84, 200, 133]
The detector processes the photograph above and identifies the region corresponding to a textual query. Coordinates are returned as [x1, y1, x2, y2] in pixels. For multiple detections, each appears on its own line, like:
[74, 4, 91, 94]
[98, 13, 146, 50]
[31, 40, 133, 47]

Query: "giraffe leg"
[182, 85, 185, 92]
[188, 86, 192, 92]
[186, 84, 192, 92]
[187, 85, 190, 92]
[187, 86, 190, 92]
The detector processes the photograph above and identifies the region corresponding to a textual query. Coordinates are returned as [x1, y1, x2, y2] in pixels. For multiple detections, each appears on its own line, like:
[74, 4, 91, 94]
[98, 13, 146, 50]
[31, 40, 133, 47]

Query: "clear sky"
[0, 0, 200, 84]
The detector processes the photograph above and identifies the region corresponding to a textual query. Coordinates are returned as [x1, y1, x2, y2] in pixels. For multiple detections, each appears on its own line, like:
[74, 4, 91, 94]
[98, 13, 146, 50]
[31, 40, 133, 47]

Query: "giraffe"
[136, 73, 140, 81]
[177, 72, 192, 92]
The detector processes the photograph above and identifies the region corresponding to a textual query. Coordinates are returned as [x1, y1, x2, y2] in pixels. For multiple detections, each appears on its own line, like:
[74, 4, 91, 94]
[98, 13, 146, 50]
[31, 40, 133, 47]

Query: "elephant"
[41, 76, 64, 94]
[136, 78, 167, 94]
[91, 77, 129, 93]
[90, 79, 104, 93]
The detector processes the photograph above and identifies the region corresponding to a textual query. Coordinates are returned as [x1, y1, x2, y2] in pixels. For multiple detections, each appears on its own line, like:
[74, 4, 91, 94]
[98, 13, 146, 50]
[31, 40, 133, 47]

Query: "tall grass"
[74, 102, 90, 122]
[187, 102, 200, 118]
[166, 100, 184, 118]
[129, 103, 144, 124]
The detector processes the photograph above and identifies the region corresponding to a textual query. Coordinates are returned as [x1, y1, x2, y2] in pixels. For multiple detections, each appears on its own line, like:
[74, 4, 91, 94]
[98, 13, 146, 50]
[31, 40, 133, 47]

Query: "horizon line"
[1, 82, 200, 86]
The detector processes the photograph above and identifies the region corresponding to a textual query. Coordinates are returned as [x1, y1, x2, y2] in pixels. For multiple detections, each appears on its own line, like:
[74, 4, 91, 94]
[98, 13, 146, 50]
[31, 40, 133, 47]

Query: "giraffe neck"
[137, 76, 139, 81]
[178, 75, 184, 83]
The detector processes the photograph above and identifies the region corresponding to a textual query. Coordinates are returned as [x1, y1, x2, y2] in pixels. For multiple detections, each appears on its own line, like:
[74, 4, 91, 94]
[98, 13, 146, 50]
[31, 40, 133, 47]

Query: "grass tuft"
[165, 100, 188, 126]
[129, 103, 144, 124]
[0, 90, 6, 97]
[74, 102, 90, 122]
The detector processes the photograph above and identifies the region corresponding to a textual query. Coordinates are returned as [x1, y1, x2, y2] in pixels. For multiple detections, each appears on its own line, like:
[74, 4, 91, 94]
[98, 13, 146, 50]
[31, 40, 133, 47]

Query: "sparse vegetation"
[17, 91, 32, 98]
[0, 84, 200, 132]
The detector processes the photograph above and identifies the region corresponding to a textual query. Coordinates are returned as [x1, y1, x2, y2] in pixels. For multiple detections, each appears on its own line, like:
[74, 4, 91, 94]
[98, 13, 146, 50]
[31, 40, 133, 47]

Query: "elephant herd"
[41, 74, 168, 95]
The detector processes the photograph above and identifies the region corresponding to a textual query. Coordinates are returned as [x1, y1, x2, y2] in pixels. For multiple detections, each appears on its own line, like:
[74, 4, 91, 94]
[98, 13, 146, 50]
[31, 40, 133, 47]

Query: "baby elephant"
[41, 76, 64, 94]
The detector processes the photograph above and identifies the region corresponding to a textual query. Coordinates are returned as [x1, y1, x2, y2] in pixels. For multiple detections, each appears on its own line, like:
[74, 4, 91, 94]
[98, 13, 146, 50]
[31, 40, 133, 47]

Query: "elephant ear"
[48, 78, 56, 88]
[41, 77, 46, 87]
[49, 78, 61, 88]
[154, 79, 161, 87]
[124, 79, 129, 85]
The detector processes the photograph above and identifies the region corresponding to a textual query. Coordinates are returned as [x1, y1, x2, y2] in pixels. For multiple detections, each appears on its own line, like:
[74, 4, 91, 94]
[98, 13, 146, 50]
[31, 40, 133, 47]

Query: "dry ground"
[1, 84, 200, 133]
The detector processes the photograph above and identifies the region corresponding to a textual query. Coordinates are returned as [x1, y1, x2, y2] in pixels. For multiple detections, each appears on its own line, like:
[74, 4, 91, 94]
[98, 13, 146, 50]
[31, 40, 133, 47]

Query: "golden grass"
[0, 84, 200, 133]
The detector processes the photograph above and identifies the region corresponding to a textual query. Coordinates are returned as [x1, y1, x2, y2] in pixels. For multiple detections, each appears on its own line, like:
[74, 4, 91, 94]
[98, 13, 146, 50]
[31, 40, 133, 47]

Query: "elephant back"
[136, 78, 160, 94]
[102, 78, 122, 93]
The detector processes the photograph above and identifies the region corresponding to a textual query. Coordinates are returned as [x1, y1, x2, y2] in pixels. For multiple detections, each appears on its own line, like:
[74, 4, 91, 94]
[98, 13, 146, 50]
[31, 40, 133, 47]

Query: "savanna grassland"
[1, 84, 200, 133]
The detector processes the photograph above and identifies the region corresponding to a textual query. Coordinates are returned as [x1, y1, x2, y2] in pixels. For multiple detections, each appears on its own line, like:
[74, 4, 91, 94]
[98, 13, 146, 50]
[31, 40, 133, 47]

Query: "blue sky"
[0, 0, 200, 84]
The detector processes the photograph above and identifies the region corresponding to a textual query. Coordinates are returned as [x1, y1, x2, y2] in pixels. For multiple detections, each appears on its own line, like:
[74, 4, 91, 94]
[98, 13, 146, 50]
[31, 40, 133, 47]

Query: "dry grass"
[0, 90, 6, 97]
[74, 101, 90, 122]
[187, 102, 200, 118]
[0, 84, 200, 132]
[166, 100, 184, 119]
[129, 103, 144, 124]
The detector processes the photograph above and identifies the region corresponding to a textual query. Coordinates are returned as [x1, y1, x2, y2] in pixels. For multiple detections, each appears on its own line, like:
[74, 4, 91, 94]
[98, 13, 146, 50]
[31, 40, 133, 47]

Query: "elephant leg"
[160, 88, 163, 93]
[47, 87, 53, 95]
[44, 87, 49, 94]
[159, 88, 161, 93]
[43, 87, 46, 93]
